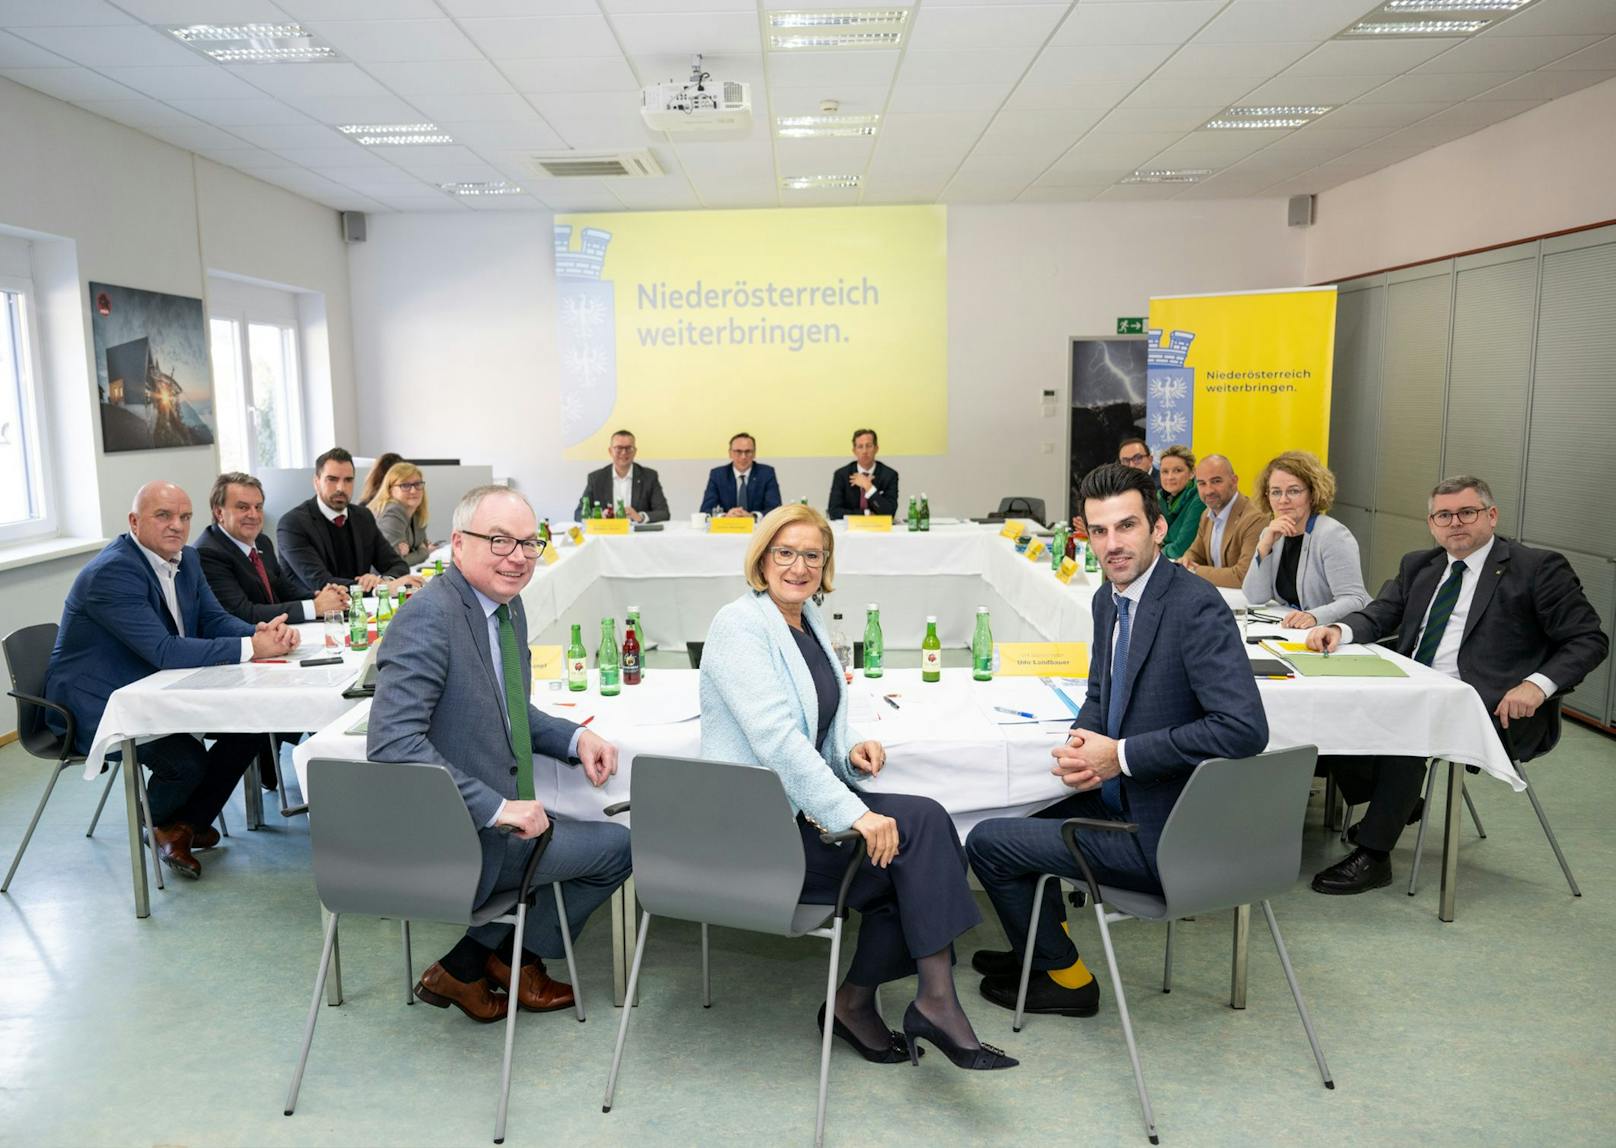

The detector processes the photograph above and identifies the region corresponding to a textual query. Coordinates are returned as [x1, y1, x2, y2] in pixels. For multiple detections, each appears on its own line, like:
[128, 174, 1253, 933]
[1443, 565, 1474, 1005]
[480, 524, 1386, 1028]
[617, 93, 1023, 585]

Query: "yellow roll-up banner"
[1145, 287, 1337, 491]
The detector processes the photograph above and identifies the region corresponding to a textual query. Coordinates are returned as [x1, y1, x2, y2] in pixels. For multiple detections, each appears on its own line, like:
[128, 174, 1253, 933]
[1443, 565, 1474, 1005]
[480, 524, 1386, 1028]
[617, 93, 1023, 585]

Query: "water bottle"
[862, 604, 883, 678]
[597, 617, 620, 696]
[347, 585, 369, 651]
[375, 585, 393, 636]
[830, 612, 853, 683]
[972, 606, 993, 681]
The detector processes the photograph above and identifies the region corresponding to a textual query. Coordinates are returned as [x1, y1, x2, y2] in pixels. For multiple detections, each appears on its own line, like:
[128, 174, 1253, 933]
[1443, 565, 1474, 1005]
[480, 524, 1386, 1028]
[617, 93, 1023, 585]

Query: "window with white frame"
[208, 277, 307, 475]
[0, 233, 55, 544]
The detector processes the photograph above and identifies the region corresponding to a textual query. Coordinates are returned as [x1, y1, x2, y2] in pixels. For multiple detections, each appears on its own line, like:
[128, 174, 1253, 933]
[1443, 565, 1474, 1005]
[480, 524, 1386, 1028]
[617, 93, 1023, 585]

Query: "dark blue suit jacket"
[45, 534, 254, 755]
[1078, 556, 1269, 869]
[700, 462, 781, 517]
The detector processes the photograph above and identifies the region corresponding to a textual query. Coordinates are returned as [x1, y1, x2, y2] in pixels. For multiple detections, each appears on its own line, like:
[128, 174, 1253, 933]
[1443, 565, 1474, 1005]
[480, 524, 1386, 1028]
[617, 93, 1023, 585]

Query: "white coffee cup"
[691, 511, 709, 529]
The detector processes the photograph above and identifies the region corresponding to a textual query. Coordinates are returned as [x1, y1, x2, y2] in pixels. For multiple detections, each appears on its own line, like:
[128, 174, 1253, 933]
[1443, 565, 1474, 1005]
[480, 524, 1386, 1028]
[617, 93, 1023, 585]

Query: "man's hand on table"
[576, 729, 619, 787]
[252, 615, 299, 659]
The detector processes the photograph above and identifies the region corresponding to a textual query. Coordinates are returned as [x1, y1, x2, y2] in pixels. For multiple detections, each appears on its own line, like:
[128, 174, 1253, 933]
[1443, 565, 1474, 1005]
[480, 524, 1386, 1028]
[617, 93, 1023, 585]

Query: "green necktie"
[494, 602, 535, 800]
[1414, 560, 1466, 667]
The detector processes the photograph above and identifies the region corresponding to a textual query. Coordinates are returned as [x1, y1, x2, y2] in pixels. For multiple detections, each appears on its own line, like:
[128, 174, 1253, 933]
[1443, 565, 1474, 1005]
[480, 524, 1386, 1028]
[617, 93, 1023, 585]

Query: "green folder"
[1283, 653, 1408, 678]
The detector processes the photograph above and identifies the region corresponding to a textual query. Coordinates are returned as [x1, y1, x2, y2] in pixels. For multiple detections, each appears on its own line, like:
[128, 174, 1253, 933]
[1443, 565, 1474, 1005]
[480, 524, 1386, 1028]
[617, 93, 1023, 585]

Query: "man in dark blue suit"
[46, 481, 300, 878]
[699, 432, 782, 518]
[966, 464, 1268, 1018]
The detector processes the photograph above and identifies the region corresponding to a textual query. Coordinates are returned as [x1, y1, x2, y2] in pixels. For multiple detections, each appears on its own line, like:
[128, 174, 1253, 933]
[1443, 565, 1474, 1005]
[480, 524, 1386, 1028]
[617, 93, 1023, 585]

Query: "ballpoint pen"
[883, 695, 901, 710]
[993, 706, 1036, 719]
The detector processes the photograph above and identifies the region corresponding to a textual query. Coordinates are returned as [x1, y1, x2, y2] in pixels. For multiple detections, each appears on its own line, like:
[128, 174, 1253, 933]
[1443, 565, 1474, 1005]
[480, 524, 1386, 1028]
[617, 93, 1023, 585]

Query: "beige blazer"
[1182, 491, 1266, 589]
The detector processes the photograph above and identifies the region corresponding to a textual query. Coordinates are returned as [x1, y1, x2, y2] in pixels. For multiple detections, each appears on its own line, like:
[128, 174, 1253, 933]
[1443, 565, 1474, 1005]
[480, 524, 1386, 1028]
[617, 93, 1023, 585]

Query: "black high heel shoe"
[902, 1002, 1018, 1070]
[817, 1002, 918, 1064]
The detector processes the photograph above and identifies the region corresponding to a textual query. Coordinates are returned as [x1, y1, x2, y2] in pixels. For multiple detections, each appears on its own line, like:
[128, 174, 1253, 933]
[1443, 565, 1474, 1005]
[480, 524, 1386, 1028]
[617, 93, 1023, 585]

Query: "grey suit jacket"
[1241, 513, 1370, 625]
[366, 564, 580, 825]
[575, 464, 670, 522]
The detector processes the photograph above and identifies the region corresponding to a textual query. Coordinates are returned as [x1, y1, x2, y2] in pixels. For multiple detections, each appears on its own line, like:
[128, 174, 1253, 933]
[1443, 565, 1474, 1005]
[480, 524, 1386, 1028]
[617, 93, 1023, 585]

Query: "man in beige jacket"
[1178, 455, 1265, 589]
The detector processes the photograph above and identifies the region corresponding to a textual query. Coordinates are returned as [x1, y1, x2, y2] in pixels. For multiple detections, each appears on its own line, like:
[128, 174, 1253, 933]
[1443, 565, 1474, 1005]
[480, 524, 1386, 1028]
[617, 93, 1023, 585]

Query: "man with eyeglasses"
[574, 429, 670, 523]
[368, 485, 631, 1019]
[1116, 437, 1158, 482]
[700, 432, 782, 518]
[1303, 476, 1607, 895]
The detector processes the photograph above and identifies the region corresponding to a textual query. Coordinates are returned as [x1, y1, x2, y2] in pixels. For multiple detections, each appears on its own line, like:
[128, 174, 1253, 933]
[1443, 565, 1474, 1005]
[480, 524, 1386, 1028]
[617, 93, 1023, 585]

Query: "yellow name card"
[1055, 557, 1079, 584]
[847, 515, 893, 532]
[585, 517, 631, 535]
[541, 545, 560, 565]
[566, 525, 585, 545]
[708, 516, 755, 534]
[529, 644, 563, 679]
[1025, 539, 1046, 563]
[996, 642, 1090, 678]
[998, 520, 1025, 540]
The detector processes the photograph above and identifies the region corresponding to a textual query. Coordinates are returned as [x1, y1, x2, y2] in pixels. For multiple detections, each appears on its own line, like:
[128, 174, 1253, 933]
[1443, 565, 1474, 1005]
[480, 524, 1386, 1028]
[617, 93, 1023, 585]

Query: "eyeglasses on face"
[1120, 452, 1150, 466]
[461, 530, 547, 558]
[395, 480, 426, 492]
[1429, 507, 1487, 527]
[1267, 486, 1307, 502]
[768, 545, 826, 569]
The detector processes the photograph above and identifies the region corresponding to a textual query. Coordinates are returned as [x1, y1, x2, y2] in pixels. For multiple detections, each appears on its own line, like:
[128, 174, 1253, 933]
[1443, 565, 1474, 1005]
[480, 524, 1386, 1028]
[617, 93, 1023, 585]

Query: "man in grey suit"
[574, 429, 670, 522]
[368, 485, 631, 1021]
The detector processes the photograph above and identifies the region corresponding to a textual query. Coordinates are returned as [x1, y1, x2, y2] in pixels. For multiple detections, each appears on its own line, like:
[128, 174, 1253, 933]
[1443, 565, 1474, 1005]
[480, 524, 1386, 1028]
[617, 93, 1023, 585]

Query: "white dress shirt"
[316, 497, 346, 523]
[133, 537, 253, 662]
[856, 464, 880, 513]
[1207, 500, 1234, 567]
[1105, 553, 1163, 778]
[227, 532, 315, 618]
[611, 466, 634, 513]
[1337, 536, 1556, 697]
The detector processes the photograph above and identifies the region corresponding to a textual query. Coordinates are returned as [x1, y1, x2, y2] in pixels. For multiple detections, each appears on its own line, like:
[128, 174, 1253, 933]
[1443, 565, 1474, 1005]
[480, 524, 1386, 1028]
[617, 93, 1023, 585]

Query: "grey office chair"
[599, 755, 867, 1148]
[1011, 746, 1333, 1144]
[1334, 756, 1484, 849]
[283, 758, 585, 1145]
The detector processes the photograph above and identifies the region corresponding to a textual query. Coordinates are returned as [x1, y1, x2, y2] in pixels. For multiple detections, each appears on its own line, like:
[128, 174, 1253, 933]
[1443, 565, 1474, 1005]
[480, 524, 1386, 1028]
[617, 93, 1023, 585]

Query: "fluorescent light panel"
[1121, 169, 1210, 184]
[440, 181, 523, 196]
[776, 114, 880, 138]
[1204, 104, 1333, 130]
[1338, 0, 1539, 37]
[339, 123, 454, 146]
[166, 23, 338, 63]
[780, 174, 862, 190]
[1383, 0, 1532, 9]
[768, 10, 907, 50]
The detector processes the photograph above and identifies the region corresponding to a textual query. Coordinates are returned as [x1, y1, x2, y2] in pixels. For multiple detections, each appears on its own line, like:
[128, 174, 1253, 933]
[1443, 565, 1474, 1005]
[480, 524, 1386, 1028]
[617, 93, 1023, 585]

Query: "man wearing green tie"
[1305, 476, 1607, 895]
[368, 486, 631, 1020]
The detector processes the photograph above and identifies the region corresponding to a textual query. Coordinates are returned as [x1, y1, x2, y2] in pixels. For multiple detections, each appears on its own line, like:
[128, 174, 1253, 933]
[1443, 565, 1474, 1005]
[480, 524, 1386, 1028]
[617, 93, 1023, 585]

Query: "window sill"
[0, 535, 108, 574]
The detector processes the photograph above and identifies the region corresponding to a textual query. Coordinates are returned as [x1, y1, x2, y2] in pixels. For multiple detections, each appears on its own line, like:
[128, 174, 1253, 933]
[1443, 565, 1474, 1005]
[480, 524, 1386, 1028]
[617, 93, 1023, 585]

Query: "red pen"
[255, 659, 287, 664]
[580, 715, 595, 727]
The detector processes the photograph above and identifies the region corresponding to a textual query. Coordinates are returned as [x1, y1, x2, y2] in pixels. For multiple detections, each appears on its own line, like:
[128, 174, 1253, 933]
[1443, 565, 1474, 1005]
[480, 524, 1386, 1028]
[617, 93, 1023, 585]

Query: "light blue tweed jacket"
[699, 591, 869, 833]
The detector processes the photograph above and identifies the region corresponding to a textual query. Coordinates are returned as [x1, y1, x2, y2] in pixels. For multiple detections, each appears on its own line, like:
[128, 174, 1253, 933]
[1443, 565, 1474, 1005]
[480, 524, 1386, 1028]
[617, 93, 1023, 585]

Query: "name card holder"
[996, 642, 1090, 678]
[529, 645, 563, 679]
[709, 516, 755, 534]
[585, 518, 631, 535]
[998, 520, 1025, 540]
[847, 515, 893, 533]
[1025, 540, 1046, 563]
[1055, 557, 1079, 584]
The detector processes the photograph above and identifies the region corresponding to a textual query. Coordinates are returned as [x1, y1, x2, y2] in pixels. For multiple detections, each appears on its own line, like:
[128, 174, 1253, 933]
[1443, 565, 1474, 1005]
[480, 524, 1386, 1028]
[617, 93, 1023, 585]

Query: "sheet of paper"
[167, 663, 357, 690]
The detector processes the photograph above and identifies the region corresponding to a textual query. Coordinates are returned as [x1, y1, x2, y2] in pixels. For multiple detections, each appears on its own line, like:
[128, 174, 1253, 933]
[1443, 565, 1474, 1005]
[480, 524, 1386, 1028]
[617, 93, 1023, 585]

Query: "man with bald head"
[1176, 454, 1265, 590]
[46, 481, 300, 878]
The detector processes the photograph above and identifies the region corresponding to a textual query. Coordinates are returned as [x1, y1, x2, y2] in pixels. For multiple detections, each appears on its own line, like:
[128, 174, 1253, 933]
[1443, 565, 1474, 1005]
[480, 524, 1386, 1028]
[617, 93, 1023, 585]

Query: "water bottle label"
[600, 669, 620, 686]
[922, 649, 941, 671]
[569, 659, 587, 676]
[623, 653, 639, 673]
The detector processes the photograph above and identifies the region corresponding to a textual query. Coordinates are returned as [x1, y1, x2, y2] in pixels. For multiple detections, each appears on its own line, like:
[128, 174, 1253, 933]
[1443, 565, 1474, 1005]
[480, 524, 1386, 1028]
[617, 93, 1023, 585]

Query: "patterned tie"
[737, 472, 748, 510]
[1414, 560, 1466, 667]
[247, 547, 275, 599]
[858, 474, 868, 513]
[1101, 596, 1132, 814]
[494, 603, 535, 800]
[333, 514, 346, 528]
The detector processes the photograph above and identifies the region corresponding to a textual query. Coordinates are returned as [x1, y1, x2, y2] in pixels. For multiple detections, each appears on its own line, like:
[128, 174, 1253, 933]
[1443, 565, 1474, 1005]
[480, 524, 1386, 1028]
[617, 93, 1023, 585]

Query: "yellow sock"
[1047, 921, 1094, 989]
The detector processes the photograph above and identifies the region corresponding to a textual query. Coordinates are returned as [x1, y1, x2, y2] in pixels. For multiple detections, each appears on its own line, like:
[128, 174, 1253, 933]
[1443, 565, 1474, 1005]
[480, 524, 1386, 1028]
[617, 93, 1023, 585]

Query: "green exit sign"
[1117, 317, 1146, 335]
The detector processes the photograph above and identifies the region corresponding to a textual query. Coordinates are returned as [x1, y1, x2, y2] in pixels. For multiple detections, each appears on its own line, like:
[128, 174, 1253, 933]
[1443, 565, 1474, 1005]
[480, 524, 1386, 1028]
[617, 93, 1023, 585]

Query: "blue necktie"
[1101, 596, 1131, 813]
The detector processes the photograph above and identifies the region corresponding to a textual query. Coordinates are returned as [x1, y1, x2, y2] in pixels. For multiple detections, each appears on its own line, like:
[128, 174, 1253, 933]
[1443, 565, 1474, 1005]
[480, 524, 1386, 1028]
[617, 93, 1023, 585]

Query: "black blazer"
[276, 496, 409, 596]
[826, 460, 900, 520]
[1340, 536, 1608, 761]
[196, 523, 312, 624]
[575, 464, 670, 522]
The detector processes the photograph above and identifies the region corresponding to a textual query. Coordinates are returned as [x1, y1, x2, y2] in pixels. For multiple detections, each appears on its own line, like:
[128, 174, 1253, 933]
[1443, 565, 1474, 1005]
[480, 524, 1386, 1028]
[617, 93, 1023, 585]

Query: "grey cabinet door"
[1534, 545, 1615, 727]
[1329, 285, 1385, 511]
[1376, 268, 1452, 520]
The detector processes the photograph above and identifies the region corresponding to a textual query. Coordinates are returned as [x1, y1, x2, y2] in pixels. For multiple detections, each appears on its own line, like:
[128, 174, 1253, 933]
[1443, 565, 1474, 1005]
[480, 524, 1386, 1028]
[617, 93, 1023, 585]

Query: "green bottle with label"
[906, 496, 918, 531]
[566, 623, 588, 692]
[972, 607, 993, 681]
[921, 615, 942, 682]
[597, 617, 621, 696]
[347, 585, 369, 651]
[375, 585, 393, 636]
[1051, 524, 1068, 570]
[862, 604, 884, 678]
[918, 494, 931, 532]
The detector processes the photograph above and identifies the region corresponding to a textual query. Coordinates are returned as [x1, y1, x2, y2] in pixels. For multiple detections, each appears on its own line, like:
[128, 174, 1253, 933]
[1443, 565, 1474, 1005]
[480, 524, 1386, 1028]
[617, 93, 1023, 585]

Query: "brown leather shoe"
[191, 823, 221, 850]
[152, 823, 201, 879]
[486, 951, 575, 1013]
[414, 962, 508, 1023]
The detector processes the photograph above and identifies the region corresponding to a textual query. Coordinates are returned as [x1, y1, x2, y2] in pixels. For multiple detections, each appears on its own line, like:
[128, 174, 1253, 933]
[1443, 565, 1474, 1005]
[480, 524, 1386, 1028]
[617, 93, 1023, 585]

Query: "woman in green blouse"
[1157, 444, 1205, 561]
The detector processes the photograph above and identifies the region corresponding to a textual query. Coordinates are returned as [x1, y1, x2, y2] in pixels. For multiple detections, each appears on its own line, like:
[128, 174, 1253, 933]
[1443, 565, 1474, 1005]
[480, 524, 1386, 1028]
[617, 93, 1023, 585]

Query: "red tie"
[859, 484, 868, 512]
[333, 514, 346, 528]
[248, 547, 275, 598]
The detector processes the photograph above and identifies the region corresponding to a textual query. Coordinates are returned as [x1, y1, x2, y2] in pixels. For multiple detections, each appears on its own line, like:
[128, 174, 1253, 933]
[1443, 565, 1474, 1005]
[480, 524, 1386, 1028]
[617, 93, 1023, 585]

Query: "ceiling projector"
[641, 54, 752, 137]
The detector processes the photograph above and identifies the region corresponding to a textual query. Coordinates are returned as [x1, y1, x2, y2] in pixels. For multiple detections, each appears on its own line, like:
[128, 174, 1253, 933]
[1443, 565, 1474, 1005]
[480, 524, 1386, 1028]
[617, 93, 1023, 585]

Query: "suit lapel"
[1221, 495, 1247, 566]
[1115, 560, 1170, 720]
[449, 567, 505, 713]
[121, 535, 177, 635]
[1402, 552, 1448, 655]
[761, 594, 818, 740]
[1461, 538, 1509, 644]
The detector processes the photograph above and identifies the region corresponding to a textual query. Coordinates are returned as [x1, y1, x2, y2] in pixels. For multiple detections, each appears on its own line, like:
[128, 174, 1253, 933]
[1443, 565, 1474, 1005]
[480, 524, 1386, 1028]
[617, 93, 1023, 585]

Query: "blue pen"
[993, 706, 1037, 719]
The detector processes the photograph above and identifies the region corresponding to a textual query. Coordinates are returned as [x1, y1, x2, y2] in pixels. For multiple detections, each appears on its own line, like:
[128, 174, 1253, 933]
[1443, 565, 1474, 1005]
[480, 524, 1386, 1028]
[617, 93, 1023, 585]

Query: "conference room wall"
[346, 200, 1306, 523]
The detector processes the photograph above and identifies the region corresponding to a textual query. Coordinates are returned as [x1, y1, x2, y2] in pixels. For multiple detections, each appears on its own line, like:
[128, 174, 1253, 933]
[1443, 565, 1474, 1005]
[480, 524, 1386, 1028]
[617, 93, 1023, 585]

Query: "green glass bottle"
[918, 494, 931, 532]
[615, 498, 627, 520]
[862, 604, 883, 679]
[1084, 539, 1100, 574]
[581, 495, 592, 520]
[972, 606, 993, 681]
[566, 623, 588, 692]
[433, 557, 445, 576]
[1051, 524, 1068, 570]
[347, 585, 369, 651]
[906, 495, 918, 531]
[375, 585, 393, 636]
[597, 617, 621, 696]
[921, 615, 941, 682]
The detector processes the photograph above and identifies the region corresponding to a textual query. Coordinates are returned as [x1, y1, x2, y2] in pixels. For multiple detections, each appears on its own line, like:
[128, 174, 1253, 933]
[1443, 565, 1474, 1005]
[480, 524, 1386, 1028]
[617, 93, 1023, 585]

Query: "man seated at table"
[1177, 454, 1264, 590]
[45, 481, 300, 879]
[198, 471, 348, 625]
[277, 447, 423, 596]
[700, 432, 781, 519]
[1304, 476, 1607, 894]
[574, 429, 670, 523]
[965, 463, 1268, 1019]
[827, 428, 899, 520]
[368, 485, 632, 1021]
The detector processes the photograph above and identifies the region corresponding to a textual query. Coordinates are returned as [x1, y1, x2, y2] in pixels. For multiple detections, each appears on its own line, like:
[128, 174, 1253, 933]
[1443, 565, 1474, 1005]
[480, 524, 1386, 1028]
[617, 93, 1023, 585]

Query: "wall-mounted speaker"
[341, 211, 367, 243]
[1287, 194, 1315, 228]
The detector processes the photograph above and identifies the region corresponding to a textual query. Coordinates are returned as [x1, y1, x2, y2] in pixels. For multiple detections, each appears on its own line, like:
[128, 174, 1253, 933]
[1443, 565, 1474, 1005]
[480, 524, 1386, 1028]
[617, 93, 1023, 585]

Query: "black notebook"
[1249, 658, 1295, 678]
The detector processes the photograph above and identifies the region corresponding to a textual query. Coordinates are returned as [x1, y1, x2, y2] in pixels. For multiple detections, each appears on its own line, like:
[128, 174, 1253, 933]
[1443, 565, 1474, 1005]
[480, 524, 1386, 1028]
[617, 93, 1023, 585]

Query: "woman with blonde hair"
[1242, 450, 1369, 629]
[359, 451, 404, 507]
[1156, 444, 1204, 561]
[368, 461, 435, 565]
[699, 504, 1016, 1071]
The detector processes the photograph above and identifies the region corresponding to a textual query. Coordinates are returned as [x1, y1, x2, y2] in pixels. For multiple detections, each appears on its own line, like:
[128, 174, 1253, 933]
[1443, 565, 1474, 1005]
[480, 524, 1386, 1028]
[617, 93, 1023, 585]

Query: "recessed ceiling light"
[339, 123, 454, 146]
[1337, 0, 1539, 37]
[780, 174, 862, 190]
[1203, 105, 1333, 130]
[1344, 18, 1491, 34]
[1383, 0, 1533, 10]
[167, 23, 338, 63]
[768, 10, 908, 50]
[439, 181, 524, 197]
[776, 114, 880, 139]
[1120, 169, 1210, 185]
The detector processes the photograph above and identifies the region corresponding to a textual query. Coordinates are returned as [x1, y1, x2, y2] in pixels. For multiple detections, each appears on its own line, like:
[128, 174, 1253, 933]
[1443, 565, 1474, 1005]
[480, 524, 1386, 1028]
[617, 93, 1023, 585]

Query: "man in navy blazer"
[45, 481, 300, 877]
[699, 432, 782, 518]
[966, 464, 1268, 1019]
[368, 485, 631, 1022]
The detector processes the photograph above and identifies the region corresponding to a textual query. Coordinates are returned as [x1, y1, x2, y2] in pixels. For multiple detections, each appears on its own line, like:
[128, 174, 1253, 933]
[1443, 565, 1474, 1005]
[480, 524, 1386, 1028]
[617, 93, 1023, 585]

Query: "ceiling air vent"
[529, 151, 664, 179]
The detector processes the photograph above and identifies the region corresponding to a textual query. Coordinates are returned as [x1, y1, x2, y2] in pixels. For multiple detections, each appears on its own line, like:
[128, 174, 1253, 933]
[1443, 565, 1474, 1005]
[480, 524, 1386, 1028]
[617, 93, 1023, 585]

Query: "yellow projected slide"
[554, 206, 947, 460]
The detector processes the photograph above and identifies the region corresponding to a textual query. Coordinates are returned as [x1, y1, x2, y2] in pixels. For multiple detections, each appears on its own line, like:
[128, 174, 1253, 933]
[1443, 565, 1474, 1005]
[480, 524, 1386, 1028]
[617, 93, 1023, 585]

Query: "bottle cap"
[627, 605, 639, 612]
[833, 612, 843, 619]
[977, 605, 989, 613]
[926, 614, 937, 622]
[867, 603, 879, 611]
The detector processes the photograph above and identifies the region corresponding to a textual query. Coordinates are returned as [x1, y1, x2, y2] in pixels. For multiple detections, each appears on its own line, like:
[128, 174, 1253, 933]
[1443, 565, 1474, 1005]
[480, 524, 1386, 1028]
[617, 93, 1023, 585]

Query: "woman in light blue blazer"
[1242, 451, 1370, 628]
[701, 505, 1016, 1071]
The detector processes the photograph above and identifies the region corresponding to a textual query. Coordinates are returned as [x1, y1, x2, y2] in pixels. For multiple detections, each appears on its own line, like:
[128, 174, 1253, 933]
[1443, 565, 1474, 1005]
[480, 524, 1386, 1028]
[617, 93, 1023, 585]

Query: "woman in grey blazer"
[369, 461, 436, 566]
[1243, 451, 1370, 628]
[700, 505, 1016, 1071]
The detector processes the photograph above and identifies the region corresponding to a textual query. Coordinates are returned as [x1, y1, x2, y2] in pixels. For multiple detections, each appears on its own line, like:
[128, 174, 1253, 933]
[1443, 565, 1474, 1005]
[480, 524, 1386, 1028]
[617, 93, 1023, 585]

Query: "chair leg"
[217, 808, 230, 838]
[86, 761, 120, 838]
[1013, 873, 1054, 1033]
[815, 916, 845, 1148]
[284, 911, 340, 1116]
[1407, 760, 1440, 897]
[401, 920, 414, 1005]
[1259, 901, 1334, 1089]
[1461, 783, 1486, 839]
[493, 901, 526, 1145]
[134, 762, 164, 892]
[1337, 802, 1354, 845]
[701, 923, 712, 1008]
[603, 911, 653, 1114]
[2, 762, 67, 892]
[1516, 762, 1581, 897]
[1093, 901, 1157, 1145]
[1321, 772, 1337, 829]
[553, 884, 586, 1023]
[1161, 920, 1175, 994]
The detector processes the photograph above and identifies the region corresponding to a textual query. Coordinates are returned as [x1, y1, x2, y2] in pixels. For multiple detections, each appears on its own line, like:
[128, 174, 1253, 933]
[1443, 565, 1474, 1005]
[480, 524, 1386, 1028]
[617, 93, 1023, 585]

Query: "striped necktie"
[1414, 560, 1466, 666]
[494, 603, 535, 800]
[1101, 596, 1131, 813]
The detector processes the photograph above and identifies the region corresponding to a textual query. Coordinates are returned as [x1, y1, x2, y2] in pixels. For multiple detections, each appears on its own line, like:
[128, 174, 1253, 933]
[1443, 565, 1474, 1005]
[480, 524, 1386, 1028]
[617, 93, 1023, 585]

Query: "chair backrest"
[995, 496, 1047, 523]
[306, 758, 485, 923]
[628, 755, 812, 936]
[3, 623, 67, 762]
[686, 641, 704, 669]
[1154, 745, 1319, 918]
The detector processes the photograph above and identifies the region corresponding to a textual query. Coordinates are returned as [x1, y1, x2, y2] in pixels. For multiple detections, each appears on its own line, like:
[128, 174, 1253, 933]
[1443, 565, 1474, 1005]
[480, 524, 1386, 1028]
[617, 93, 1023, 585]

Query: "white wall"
[349, 200, 1307, 523]
[1305, 77, 1616, 285]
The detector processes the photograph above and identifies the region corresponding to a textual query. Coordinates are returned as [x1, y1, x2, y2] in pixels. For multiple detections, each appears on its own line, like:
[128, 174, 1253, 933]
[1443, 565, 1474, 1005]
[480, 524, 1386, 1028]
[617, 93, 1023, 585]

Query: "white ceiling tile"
[866, 148, 966, 183]
[76, 96, 208, 128]
[1152, 40, 1314, 79]
[1173, 175, 1281, 199]
[1286, 38, 1465, 77]
[897, 48, 1038, 87]
[384, 155, 506, 181]
[1121, 73, 1262, 108]
[633, 52, 763, 86]
[1375, 118, 1485, 150]
[1023, 42, 1180, 86]
[0, 1, 135, 27]
[364, 60, 515, 96]
[1051, 1, 1221, 46]
[528, 89, 639, 120]
[543, 109, 661, 147]
[269, 144, 388, 168]
[167, 97, 315, 126]
[459, 16, 621, 59]
[912, 0, 1069, 7]
[296, 165, 423, 187]
[438, 120, 568, 149]
[975, 108, 1104, 156]
[225, 62, 393, 100]
[689, 182, 778, 209]
[1313, 100, 1449, 129]
[885, 81, 1014, 113]
[1096, 105, 1220, 133]
[1094, 182, 1186, 201]
[198, 147, 299, 170]
[1056, 131, 1184, 168]
[1485, 0, 1616, 38]
[98, 65, 262, 101]
[1242, 72, 1394, 106]
[0, 66, 139, 102]
[773, 136, 877, 171]
[676, 141, 772, 174]
[456, 193, 547, 211]
[861, 185, 948, 205]
[305, 19, 483, 63]
[1146, 129, 1288, 166]
[279, 92, 429, 124]
[503, 57, 639, 94]
[229, 122, 351, 149]
[0, 31, 71, 68]
[1332, 143, 1426, 167]
[907, 5, 1069, 52]
[1358, 72, 1517, 104]
[1005, 79, 1137, 110]
[952, 150, 1054, 181]
[446, 1, 601, 16]
[10, 24, 200, 68]
[111, 1, 293, 21]
[1266, 124, 1391, 152]
[768, 49, 901, 88]
[144, 120, 253, 152]
[1427, 98, 1546, 127]
[406, 92, 543, 123]
[532, 179, 627, 209]
[940, 175, 1033, 204]
[1472, 68, 1614, 101]
[771, 84, 890, 116]
[1191, 0, 1373, 44]
[373, 193, 469, 211]
[777, 187, 860, 207]
[1415, 33, 1604, 75]
[277, 0, 443, 17]
[1015, 185, 1102, 203]
[1033, 166, 1133, 188]
[876, 111, 994, 152]
[1545, 36, 1616, 71]
[613, 12, 760, 56]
